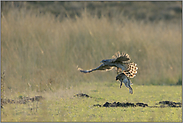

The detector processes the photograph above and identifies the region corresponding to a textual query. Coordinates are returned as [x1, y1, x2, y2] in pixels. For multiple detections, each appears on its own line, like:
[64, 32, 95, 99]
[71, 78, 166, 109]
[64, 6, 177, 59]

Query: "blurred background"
[1, 1, 182, 95]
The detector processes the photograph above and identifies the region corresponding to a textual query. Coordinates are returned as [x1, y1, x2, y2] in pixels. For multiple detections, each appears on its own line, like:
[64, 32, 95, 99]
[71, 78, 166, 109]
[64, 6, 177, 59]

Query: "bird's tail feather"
[112, 51, 131, 63]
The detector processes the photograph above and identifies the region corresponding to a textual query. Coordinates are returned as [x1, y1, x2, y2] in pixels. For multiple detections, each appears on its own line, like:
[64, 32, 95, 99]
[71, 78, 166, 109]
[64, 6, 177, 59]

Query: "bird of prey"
[116, 73, 133, 94]
[77, 51, 138, 78]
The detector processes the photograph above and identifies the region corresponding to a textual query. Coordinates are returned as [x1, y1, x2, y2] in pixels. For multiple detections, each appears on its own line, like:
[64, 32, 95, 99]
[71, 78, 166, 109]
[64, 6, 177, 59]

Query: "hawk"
[78, 51, 138, 78]
[116, 73, 133, 94]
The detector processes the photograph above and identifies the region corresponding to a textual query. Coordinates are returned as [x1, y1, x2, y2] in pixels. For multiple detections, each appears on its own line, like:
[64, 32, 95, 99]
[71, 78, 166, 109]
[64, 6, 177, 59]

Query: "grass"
[1, 5, 182, 122]
[1, 82, 182, 122]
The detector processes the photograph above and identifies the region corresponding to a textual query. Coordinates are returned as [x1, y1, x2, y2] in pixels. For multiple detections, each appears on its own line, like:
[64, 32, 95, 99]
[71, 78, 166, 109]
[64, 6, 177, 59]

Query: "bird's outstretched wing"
[112, 51, 131, 63]
[77, 51, 137, 78]
[77, 64, 114, 73]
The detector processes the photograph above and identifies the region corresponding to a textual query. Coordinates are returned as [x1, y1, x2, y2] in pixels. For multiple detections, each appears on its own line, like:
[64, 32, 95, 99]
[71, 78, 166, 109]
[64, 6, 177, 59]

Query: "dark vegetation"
[2, 1, 182, 23]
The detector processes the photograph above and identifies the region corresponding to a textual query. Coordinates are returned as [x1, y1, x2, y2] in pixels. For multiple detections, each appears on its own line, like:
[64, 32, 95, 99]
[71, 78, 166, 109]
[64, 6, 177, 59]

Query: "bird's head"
[100, 59, 111, 64]
[100, 59, 106, 63]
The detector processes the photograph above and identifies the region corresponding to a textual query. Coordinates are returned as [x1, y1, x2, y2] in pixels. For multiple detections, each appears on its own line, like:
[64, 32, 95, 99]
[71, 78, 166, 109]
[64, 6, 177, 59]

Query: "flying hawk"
[116, 73, 133, 94]
[78, 51, 138, 78]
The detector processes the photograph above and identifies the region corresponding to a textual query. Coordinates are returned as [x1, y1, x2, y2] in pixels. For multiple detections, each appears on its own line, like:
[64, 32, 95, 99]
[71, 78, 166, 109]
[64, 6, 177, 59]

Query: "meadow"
[1, 4, 182, 122]
[1, 82, 182, 122]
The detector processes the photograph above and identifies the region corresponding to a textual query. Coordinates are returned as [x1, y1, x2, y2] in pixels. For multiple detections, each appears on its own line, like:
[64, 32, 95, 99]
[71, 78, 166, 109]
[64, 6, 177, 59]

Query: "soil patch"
[94, 101, 181, 108]
[74, 93, 91, 98]
[155, 101, 182, 107]
[94, 102, 148, 107]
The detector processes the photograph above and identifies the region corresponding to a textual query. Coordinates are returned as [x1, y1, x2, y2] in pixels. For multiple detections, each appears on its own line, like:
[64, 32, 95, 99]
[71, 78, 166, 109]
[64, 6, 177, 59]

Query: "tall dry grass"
[1, 8, 182, 96]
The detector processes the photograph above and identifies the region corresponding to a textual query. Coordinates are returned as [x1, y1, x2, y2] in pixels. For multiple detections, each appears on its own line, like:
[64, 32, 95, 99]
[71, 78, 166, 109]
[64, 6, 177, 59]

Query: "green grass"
[1, 82, 182, 122]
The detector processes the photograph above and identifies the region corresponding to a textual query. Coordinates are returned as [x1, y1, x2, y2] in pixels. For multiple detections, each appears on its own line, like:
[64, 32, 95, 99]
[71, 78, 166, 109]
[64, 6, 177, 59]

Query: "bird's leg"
[129, 86, 133, 94]
[120, 81, 122, 88]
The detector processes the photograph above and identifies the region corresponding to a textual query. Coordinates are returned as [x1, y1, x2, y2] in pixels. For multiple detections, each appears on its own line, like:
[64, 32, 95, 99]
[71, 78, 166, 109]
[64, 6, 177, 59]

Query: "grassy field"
[1, 82, 182, 122]
[1, 2, 182, 122]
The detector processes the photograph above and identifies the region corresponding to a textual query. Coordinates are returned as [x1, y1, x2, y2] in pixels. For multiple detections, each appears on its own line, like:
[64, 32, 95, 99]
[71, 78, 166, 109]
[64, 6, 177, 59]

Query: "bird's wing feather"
[114, 55, 130, 62]
[78, 64, 114, 73]
[112, 52, 131, 63]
